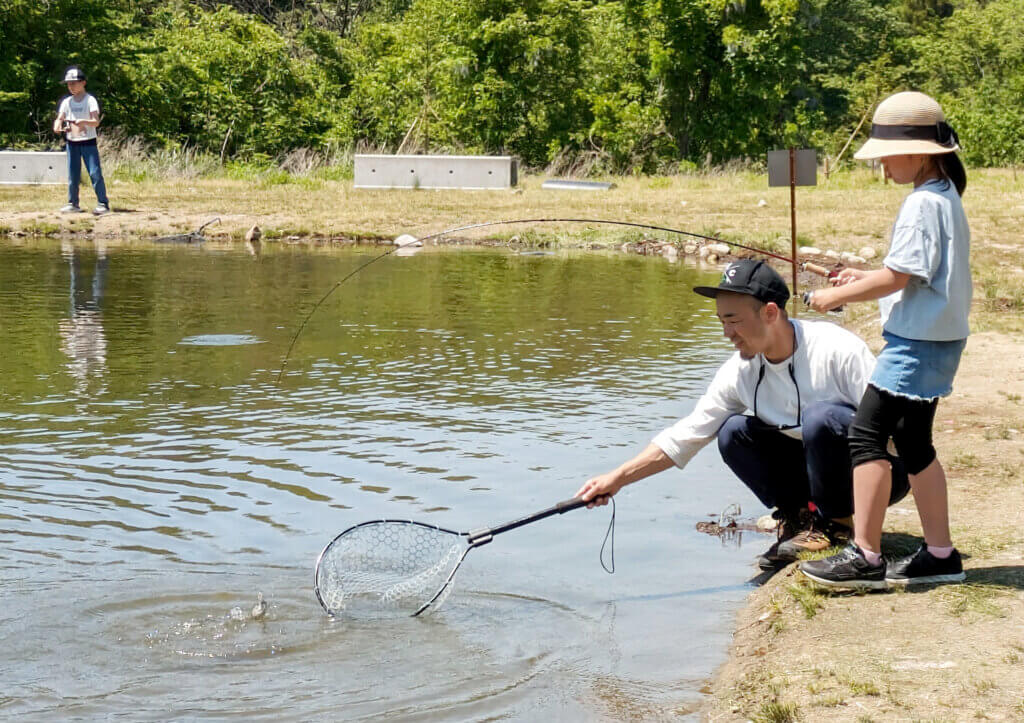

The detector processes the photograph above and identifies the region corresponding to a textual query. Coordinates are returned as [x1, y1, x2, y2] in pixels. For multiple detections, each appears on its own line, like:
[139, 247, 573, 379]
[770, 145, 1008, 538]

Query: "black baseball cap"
[693, 259, 790, 308]
[62, 66, 86, 83]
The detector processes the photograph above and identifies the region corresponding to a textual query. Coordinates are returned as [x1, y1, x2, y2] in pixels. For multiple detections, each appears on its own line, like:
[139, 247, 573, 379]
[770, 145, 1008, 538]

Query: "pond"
[0, 240, 769, 720]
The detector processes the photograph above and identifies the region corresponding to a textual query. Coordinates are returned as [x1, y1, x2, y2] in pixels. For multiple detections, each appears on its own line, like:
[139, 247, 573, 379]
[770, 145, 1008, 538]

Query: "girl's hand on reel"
[803, 287, 844, 313]
[831, 267, 867, 286]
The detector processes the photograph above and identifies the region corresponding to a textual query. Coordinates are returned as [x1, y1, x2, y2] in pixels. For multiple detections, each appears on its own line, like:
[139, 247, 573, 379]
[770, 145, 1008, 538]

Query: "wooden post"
[789, 148, 798, 314]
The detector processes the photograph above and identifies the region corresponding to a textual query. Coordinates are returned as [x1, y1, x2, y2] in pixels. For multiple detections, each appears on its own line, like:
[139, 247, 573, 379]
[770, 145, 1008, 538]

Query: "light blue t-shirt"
[878, 178, 971, 341]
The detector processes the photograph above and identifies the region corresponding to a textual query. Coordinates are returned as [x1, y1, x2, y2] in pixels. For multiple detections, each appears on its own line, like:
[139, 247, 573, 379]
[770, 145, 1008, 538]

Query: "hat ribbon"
[869, 122, 959, 149]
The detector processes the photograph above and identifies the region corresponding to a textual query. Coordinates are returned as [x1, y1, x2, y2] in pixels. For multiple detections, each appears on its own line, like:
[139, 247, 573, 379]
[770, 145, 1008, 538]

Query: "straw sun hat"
[854, 91, 960, 160]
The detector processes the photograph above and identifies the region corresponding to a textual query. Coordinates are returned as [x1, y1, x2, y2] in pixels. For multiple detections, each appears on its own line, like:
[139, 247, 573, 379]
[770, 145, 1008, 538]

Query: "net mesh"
[315, 521, 466, 617]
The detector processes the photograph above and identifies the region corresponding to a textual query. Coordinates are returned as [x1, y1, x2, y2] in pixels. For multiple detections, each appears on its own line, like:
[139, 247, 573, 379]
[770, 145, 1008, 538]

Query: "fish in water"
[228, 592, 267, 621]
[251, 592, 267, 620]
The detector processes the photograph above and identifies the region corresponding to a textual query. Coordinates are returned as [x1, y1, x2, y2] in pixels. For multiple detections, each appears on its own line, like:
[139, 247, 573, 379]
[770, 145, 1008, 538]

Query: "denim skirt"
[870, 331, 967, 401]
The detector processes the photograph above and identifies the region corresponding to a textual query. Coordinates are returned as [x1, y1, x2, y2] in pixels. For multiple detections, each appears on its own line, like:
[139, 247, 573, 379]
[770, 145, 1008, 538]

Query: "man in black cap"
[576, 259, 910, 569]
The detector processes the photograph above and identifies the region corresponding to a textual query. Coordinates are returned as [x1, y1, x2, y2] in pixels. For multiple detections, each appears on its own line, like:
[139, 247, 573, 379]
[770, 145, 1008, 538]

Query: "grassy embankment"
[3, 163, 1024, 721]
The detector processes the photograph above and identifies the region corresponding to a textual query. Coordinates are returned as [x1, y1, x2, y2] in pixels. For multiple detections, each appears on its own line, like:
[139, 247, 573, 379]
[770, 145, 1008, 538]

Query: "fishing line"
[275, 217, 822, 383]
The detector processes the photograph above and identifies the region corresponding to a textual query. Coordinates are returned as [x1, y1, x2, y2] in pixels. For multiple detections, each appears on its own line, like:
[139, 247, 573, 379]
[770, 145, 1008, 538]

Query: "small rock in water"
[394, 234, 421, 247]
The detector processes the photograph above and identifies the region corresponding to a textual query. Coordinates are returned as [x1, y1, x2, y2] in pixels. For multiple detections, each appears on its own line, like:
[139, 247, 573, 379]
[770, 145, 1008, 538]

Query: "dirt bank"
[703, 330, 1024, 722]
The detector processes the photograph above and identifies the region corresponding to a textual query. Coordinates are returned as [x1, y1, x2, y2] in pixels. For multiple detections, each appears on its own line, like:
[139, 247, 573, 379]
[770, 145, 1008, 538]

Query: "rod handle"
[801, 261, 832, 278]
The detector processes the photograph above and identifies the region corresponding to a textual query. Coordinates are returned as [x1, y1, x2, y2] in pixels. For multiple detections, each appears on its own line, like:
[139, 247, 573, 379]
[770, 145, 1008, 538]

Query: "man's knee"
[802, 402, 853, 445]
[716, 414, 750, 456]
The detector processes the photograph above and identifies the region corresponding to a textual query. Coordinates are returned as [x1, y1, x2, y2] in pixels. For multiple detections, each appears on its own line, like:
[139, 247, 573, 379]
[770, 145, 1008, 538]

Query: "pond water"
[0, 240, 770, 720]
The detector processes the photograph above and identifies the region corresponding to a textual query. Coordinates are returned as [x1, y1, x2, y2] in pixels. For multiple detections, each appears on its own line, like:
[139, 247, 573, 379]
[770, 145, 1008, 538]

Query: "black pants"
[717, 401, 911, 519]
[849, 384, 938, 475]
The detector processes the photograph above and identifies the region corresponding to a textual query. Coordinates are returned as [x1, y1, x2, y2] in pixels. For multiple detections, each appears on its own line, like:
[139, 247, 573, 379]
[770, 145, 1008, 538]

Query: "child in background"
[53, 66, 110, 215]
[799, 91, 970, 589]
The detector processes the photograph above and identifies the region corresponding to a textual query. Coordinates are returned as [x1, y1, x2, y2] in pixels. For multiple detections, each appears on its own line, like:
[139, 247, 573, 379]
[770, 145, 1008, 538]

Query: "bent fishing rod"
[274, 218, 836, 384]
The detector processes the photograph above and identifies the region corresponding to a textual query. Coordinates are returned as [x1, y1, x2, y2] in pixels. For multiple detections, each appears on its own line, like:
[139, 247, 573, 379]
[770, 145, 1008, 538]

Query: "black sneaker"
[886, 543, 965, 586]
[799, 542, 888, 590]
[756, 508, 803, 570]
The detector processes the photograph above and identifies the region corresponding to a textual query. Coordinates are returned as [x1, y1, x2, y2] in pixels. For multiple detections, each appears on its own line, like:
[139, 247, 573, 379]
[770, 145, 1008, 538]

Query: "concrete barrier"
[0, 151, 66, 185]
[354, 154, 517, 190]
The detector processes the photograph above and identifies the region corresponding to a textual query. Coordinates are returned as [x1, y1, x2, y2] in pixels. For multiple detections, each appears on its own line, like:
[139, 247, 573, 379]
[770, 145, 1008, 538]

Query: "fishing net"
[315, 521, 468, 618]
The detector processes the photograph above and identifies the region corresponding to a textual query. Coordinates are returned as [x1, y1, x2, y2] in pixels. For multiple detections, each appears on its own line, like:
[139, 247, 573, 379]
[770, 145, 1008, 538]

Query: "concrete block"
[0, 151, 66, 185]
[354, 154, 517, 190]
[541, 179, 615, 191]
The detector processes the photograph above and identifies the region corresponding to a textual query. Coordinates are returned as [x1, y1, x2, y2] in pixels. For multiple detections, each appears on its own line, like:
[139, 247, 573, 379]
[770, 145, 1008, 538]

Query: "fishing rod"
[274, 218, 836, 384]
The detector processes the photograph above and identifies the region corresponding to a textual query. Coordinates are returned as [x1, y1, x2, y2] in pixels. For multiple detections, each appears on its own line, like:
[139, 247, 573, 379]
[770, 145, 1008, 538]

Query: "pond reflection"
[58, 239, 108, 394]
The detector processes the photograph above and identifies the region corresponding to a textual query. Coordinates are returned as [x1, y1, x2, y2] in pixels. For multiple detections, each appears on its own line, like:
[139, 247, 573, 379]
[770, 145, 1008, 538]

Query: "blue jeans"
[717, 402, 910, 520]
[67, 140, 108, 207]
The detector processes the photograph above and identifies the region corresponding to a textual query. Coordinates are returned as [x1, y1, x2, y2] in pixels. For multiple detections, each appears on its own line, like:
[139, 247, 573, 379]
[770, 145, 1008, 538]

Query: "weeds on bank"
[786, 579, 824, 618]
[934, 583, 1011, 618]
[21, 220, 60, 236]
[754, 701, 800, 723]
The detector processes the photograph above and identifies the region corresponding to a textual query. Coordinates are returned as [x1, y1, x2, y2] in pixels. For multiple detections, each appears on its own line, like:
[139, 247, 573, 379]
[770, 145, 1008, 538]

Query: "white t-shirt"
[878, 178, 971, 341]
[58, 93, 100, 142]
[652, 319, 875, 469]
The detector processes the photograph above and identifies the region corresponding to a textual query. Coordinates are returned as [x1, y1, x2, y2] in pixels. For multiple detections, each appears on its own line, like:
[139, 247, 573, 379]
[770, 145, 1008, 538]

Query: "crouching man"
[577, 259, 909, 569]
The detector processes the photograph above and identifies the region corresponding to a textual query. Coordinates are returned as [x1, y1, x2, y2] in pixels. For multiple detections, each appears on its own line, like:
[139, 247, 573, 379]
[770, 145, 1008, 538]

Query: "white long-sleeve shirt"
[652, 319, 875, 469]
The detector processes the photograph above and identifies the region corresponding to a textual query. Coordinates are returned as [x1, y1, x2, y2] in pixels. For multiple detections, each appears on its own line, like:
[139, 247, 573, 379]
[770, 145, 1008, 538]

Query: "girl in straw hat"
[799, 91, 970, 589]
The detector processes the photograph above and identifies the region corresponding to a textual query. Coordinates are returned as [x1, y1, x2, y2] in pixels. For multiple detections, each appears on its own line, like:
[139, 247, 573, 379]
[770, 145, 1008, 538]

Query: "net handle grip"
[469, 495, 605, 543]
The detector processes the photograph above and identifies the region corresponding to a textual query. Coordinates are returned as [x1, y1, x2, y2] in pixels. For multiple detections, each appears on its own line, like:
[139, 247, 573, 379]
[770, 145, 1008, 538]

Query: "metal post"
[789, 148, 798, 314]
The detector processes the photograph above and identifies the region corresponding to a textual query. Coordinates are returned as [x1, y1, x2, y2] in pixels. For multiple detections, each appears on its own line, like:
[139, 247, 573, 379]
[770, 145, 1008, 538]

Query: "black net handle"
[466, 496, 601, 546]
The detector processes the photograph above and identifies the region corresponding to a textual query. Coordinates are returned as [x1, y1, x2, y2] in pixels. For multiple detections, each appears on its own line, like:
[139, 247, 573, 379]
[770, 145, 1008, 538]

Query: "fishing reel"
[800, 261, 843, 312]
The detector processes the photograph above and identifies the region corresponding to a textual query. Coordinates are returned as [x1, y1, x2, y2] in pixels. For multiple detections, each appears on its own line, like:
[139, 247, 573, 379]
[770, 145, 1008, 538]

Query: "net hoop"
[313, 519, 468, 617]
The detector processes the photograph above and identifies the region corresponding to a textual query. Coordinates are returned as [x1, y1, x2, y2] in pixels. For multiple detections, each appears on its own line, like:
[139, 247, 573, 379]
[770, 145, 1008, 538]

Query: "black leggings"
[848, 384, 938, 475]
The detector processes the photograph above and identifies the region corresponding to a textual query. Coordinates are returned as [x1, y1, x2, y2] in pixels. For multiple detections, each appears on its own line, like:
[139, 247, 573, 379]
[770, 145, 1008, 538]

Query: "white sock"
[927, 544, 954, 559]
[858, 546, 882, 566]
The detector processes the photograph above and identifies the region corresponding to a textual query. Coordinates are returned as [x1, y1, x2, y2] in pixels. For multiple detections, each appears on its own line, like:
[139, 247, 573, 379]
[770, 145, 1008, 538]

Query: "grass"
[934, 583, 1011, 618]
[754, 701, 800, 723]
[786, 579, 825, 618]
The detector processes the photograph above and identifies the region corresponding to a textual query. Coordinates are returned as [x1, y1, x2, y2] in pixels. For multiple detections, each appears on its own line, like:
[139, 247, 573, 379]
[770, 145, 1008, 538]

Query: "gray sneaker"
[93, 204, 110, 216]
[799, 542, 888, 590]
[61, 204, 82, 213]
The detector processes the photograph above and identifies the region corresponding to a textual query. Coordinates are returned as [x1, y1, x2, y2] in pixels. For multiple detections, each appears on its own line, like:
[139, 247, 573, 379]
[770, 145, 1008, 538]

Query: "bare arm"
[575, 443, 676, 507]
[52, 108, 66, 134]
[808, 267, 911, 312]
[70, 111, 101, 130]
